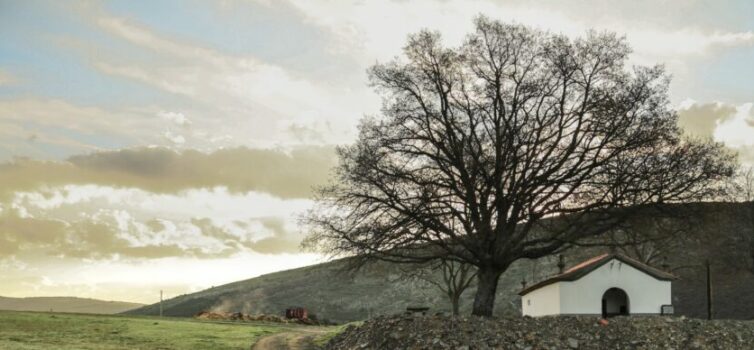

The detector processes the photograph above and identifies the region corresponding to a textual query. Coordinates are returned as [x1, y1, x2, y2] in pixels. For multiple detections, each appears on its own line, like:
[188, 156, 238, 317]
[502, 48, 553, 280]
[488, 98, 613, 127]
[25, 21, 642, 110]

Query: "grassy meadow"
[0, 311, 290, 349]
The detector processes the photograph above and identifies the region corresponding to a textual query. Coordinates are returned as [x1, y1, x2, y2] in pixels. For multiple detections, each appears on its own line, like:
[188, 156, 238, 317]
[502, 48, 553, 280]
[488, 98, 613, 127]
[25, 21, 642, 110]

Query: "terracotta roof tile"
[562, 253, 610, 274]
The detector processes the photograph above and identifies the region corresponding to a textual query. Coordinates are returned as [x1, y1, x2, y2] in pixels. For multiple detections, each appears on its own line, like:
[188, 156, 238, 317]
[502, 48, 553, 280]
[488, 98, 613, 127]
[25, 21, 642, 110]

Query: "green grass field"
[0, 311, 292, 349]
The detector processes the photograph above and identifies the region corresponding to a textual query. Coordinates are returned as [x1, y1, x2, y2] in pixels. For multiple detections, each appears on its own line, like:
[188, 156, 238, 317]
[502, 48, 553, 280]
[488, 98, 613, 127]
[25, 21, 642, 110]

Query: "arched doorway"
[601, 288, 629, 317]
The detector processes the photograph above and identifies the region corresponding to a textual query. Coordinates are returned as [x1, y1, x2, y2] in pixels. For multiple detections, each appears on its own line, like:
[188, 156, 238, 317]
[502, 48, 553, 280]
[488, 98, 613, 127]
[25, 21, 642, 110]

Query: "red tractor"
[285, 307, 308, 320]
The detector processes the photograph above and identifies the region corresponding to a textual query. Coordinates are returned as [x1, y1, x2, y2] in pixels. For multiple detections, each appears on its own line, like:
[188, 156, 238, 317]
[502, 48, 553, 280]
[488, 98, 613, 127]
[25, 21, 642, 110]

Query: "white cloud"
[49, 0, 752, 156]
[158, 111, 191, 126]
[288, 0, 754, 62]
[676, 101, 738, 138]
[163, 131, 186, 145]
[286, 0, 754, 108]
[715, 103, 754, 147]
[0, 98, 193, 160]
[10, 184, 315, 256]
[628, 29, 754, 64]
[675, 100, 754, 167]
[12, 185, 313, 230]
[0, 99, 133, 139]
[0, 146, 337, 201]
[92, 16, 372, 148]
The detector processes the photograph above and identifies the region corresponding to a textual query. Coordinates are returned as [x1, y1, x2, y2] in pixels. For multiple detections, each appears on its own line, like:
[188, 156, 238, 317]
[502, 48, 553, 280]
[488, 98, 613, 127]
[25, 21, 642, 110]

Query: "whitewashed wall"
[522, 258, 672, 316]
[521, 281, 560, 316]
[559, 258, 671, 315]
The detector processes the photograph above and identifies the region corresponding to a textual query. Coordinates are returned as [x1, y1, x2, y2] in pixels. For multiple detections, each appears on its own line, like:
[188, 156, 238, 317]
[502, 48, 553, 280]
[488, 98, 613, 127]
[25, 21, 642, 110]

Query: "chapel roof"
[518, 253, 677, 296]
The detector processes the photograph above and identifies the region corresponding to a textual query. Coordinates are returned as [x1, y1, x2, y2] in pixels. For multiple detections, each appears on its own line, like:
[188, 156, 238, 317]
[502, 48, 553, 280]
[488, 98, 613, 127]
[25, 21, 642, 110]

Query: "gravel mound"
[193, 311, 321, 325]
[325, 314, 754, 349]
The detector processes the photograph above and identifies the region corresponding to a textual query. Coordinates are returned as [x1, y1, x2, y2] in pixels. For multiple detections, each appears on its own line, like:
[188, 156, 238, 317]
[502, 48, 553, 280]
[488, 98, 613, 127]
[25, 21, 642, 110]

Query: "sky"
[0, 0, 752, 304]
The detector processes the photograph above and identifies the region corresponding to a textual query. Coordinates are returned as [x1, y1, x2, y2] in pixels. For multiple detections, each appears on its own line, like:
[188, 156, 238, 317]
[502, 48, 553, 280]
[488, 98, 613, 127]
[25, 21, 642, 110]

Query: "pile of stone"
[325, 314, 754, 349]
[193, 311, 319, 325]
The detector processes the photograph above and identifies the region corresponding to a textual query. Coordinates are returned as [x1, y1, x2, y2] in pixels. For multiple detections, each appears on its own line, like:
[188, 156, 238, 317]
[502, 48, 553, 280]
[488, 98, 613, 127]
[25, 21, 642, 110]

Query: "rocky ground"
[325, 314, 754, 350]
[251, 327, 333, 350]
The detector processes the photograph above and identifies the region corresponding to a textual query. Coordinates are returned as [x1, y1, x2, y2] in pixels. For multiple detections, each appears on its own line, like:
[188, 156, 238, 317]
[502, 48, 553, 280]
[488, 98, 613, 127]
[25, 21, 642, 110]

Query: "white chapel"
[520, 253, 676, 317]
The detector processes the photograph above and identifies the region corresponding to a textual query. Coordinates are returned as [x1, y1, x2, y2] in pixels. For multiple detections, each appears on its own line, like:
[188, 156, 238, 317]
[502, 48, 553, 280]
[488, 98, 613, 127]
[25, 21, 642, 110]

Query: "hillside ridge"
[0, 296, 144, 314]
[128, 202, 754, 322]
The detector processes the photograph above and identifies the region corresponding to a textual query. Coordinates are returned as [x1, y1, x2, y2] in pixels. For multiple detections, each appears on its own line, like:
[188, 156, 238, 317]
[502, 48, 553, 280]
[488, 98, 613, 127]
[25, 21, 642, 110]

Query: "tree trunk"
[471, 267, 502, 317]
[450, 293, 460, 316]
[748, 202, 754, 275]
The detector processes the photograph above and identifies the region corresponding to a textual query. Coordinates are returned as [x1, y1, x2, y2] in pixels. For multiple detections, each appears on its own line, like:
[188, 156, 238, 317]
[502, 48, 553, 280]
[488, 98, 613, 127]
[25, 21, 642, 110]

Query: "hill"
[125, 257, 451, 323]
[0, 296, 143, 314]
[127, 202, 754, 323]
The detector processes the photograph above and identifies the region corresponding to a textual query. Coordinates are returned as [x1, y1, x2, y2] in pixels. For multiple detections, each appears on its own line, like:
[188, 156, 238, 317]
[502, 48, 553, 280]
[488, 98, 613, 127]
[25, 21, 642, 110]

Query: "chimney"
[557, 254, 565, 274]
[521, 277, 527, 289]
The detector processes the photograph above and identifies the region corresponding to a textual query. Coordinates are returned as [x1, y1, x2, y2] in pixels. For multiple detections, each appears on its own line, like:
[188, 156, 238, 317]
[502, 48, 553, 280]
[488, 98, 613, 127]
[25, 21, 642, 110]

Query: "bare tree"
[743, 167, 754, 202]
[731, 166, 754, 202]
[400, 259, 477, 315]
[305, 17, 736, 316]
[604, 205, 702, 266]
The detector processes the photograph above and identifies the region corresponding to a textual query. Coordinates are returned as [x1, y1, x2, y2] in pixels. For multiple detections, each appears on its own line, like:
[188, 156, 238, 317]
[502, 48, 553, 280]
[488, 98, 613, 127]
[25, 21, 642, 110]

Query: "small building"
[519, 253, 676, 317]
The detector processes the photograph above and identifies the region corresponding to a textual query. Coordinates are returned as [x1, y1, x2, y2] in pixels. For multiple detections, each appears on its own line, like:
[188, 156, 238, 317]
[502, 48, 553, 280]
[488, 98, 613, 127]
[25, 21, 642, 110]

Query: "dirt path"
[251, 327, 331, 350]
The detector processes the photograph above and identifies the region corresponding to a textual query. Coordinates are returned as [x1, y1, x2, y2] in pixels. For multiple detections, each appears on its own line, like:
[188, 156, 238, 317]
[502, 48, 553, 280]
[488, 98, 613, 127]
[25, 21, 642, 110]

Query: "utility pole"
[160, 290, 163, 317]
[705, 260, 713, 320]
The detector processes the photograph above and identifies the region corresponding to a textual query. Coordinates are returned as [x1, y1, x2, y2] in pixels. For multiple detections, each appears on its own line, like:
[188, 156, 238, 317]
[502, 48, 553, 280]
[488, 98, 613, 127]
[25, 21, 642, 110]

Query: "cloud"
[1, 190, 310, 260]
[284, 0, 754, 109]
[249, 217, 302, 254]
[0, 146, 336, 200]
[88, 14, 370, 147]
[0, 207, 193, 259]
[674, 100, 754, 166]
[159, 111, 191, 127]
[287, 0, 754, 64]
[191, 217, 249, 250]
[12, 184, 314, 230]
[0, 141, 328, 261]
[745, 107, 754, 128]
[713, 103, 754, 147]
[0, 98, 171, 160]
[34, 0, 748, 161]
[677, 101, 738, 137]
[0, 209, 67, 256]
[249, 236, 301, 255]
[190, 216, 302, 254]
[163, 131, 186, 145]
[144, 219, 165, 232]
[734, 146, 754, 166]
[674, 101, 754, 167]
[285, 119, 334, 143]
[64, 219, 196, 259]
[627, 29, 754, 58]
